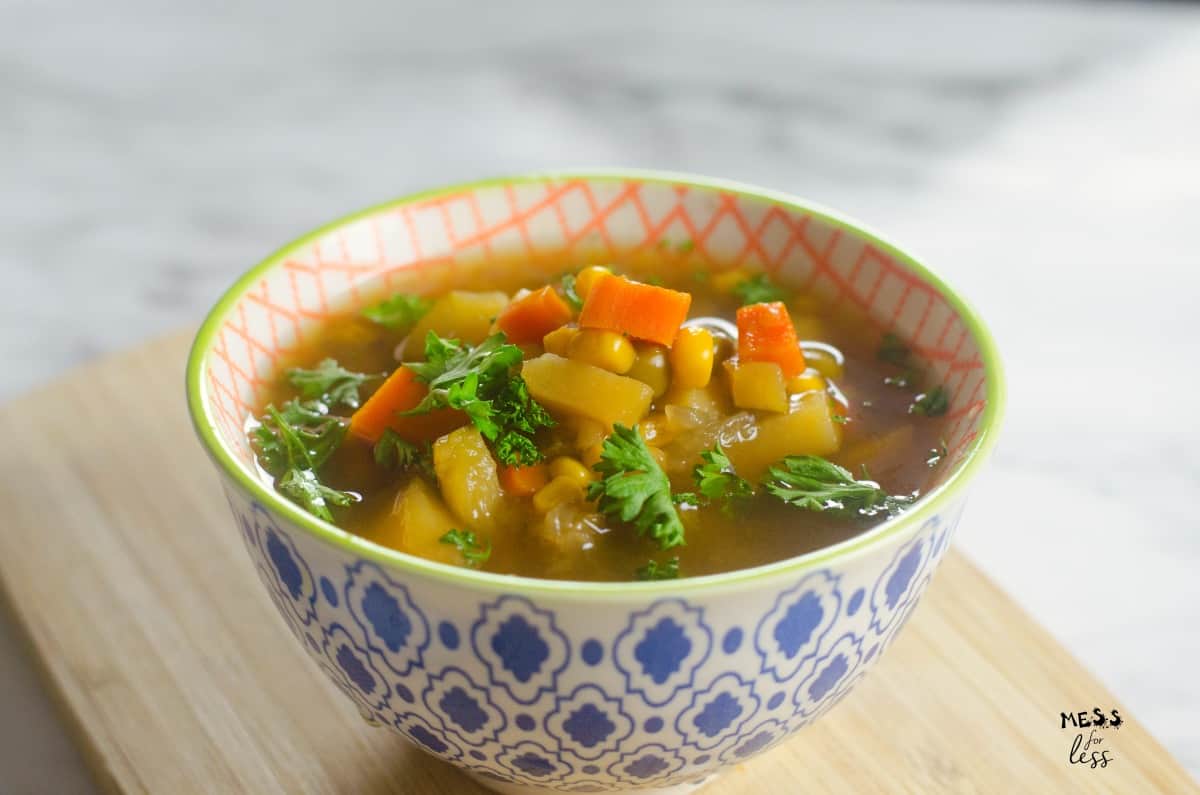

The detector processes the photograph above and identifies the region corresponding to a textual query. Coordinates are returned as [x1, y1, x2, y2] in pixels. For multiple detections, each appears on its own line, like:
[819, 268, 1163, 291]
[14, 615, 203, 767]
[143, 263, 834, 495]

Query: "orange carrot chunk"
[349, 366, 465, 444]
[736, 301, 807, 378]
[498, 462, 550, 497]
[578, 276, 691, 347]
[496, 286, 574, 344]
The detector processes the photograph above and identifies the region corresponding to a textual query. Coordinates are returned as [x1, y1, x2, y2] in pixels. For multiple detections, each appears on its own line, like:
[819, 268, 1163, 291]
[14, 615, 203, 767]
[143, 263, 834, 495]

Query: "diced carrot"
[498, 462, 550, 497]
[578, 276, 692, 347]
[496, 287, 574, 344]
[349, 366, 465, 443]
[736, 301, 807, 378]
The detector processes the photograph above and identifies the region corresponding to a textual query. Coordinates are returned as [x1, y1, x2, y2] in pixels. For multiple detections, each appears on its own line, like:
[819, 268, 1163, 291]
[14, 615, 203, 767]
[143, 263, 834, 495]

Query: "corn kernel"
[626, 343, 671, 398]
[542, 325, 578, 356]
[575, 266, 612, 299]
[532, 476, 585, 513]
[567, 328, 636, 374]
[669, 327, 714, 389]
[549, 456, 594, 487]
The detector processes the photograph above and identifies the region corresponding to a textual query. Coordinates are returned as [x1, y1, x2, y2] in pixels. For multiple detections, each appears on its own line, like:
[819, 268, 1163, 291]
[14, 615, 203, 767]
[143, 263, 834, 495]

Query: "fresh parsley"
[374, 429, 433, 474]
[286, 359, 379, 409]
[587, 424, 687, 550]
[491, 376, 556, 466]
[911, 385, 949, 417]
[693, 445, 753, 513]
[733, 273, 790, 306]
[439, 529, 492, 567]
[877, 332, 910, 368]
[763, 455, 911, 518]
[361, 293, 432, 330]
[560, 273, 583, 311]
[636, 557, 680, 581]
[402, 332, 554, 466]
[251, 399, 355, 521]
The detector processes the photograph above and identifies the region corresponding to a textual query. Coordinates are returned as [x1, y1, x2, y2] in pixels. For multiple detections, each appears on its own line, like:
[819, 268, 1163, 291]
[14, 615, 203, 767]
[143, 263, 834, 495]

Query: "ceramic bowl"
[187, 171, 1003, 794]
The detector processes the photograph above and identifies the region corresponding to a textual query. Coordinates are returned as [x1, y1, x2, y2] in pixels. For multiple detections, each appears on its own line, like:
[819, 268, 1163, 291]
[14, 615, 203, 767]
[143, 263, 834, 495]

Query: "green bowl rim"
[186, 169, 1006, 596]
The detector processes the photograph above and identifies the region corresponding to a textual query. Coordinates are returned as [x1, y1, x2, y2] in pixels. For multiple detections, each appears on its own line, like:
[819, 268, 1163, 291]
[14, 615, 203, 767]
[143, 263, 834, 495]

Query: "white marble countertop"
[4, 0, 1198, 789]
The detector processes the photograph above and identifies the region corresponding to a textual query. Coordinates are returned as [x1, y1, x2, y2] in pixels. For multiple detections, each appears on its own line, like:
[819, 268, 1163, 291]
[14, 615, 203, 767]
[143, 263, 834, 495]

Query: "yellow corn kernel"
[581, 442, 605, 469]
[542, 325, 578, 356]
[640, 413, 677, 447]
[711, 267, 750, 294]
[669, 327, 714, 389]
[532, 476, 585, 514]
[549, 456, 594, 487]
[567, 329, 636, 374]
[802, 345, 844, 379]
[626, 343, 671, 398]
[725, 359, 788, 413]
[575, 265, 612, 299]
[787, 369, 826, 394]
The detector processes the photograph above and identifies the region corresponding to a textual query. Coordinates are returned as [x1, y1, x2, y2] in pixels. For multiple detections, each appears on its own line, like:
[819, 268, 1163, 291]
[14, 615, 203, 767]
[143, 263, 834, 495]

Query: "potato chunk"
[433, 426, 510, 533]
[378, 478, 462, 565]
[723, 392, 841, 480]
[521, 354, 653, 428]
[408, 291, 509, 351]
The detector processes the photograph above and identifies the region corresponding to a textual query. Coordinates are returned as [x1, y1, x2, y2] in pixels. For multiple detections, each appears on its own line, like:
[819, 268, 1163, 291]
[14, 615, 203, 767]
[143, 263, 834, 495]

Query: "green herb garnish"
[877, 332, 910, 367]
[676, 239, 695, 254]
[561, 273, 584, 311]
[587, 424, 687, 550]
[362, 293, 432, 330]
[439, 529, 492, 567]
[672, 492, 701, 506]
[286, 359, 380, 409]
[374, 429, 433, 475]
[911, 386, 949, 417]
[733, 273, 790, 306]
[491, 376, 556, 466]
[693, 445, 753, 513]
[763, 455, 911, 518]
[251, 399, 354, 521]
[636, 557, 680, 581]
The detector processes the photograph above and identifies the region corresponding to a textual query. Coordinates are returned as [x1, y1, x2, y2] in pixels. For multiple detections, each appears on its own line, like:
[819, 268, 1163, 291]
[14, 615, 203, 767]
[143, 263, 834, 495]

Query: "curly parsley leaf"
[911, 385, 949, 417]
[636, 556, 680, 581]
[693, 445, 753, 510]
[734, 273, 790, 306]
[763, 455, 911, 518]
[286, 359, 380, 409]
[401, 332, 523, 428]
[361, 293, 432, 330]
[587, 424, 686, 550]
[439, 529, 492, 567]
[491, 376, 556, 466]
[877, 332, 910, 367]
[252, 399, 354, 521]
[374, 429, 433, 475]
[560, 273, 584, 311]
[278, 468, 356, 522]
[253, 400, 347, 474]
[672, 492, 701, 506]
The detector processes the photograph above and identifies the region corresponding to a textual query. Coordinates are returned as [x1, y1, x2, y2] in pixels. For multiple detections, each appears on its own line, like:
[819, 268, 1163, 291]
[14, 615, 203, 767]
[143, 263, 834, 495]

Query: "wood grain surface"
[0, 332, 1193, 794]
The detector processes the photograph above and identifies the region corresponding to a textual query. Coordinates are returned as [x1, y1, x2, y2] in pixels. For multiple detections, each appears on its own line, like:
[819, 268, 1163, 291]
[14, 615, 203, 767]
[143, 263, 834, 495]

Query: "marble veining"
[3, 1, 1199, 790]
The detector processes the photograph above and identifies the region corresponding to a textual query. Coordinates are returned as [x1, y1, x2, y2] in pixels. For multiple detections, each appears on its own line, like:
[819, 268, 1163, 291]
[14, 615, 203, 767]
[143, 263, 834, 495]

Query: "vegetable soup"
[249, 259, 951, 581]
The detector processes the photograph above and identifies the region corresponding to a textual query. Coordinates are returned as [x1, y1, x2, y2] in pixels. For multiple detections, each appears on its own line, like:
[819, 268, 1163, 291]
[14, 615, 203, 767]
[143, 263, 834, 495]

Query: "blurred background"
[3, 0, 1198, 789]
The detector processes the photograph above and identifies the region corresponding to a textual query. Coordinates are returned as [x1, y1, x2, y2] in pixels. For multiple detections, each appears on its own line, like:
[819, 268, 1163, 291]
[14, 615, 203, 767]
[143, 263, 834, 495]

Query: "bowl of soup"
[187, 171, 1002, 793]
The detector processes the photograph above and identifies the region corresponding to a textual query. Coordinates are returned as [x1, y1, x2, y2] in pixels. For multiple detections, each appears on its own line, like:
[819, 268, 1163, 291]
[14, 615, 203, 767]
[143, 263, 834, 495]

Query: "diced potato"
[723, 392, 841, 480]
[725, 360, 788, 413]
[432, 426, 510, 534]
[379, 478, 463, 565]
[408, 291, 509, 351]
[522, 354, 653, 428]
[663, 380, 730, 418]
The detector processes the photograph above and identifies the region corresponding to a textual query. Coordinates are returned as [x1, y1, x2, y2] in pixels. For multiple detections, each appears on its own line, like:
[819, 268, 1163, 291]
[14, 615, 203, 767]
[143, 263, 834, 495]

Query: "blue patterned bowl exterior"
[225, 482, 962, 792]
[190, 173, 1000, 793]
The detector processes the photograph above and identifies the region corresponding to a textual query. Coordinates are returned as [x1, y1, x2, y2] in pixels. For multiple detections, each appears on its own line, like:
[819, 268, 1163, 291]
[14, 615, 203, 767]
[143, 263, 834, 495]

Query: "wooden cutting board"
[0, 332, 1192, 795]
